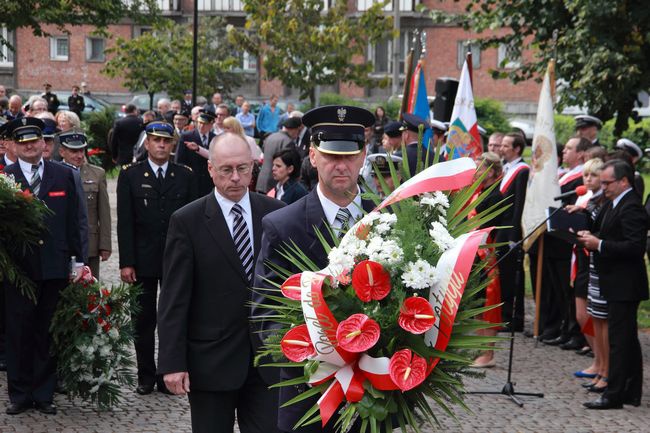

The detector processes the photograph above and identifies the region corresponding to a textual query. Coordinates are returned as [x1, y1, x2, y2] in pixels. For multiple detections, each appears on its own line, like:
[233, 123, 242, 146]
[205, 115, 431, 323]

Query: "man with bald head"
[158, 133, 284, 433]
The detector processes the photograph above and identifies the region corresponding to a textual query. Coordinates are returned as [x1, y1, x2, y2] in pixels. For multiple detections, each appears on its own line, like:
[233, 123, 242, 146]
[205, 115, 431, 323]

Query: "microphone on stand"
[554, 185, 588, 201]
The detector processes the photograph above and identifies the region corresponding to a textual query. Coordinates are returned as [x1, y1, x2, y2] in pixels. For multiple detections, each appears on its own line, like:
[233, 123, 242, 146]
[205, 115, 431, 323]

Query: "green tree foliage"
[432, 0, 650, 135]
[1, 0, 159, 41]
[474, 98, 510, 137]
[102, 18, 242, 109]
[229, 0, 394, 106]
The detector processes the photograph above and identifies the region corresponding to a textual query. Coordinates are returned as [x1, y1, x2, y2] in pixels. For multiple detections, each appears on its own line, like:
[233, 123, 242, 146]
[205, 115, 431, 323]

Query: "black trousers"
[497, 246, 525, 328]
[0, 284, 5, 363]
[5, 279, 66, 405]
[188, 365, 280, 433]
[528, 250, 562, 336]
[604, 301, 643, 403]
[132, 276, 161, 387]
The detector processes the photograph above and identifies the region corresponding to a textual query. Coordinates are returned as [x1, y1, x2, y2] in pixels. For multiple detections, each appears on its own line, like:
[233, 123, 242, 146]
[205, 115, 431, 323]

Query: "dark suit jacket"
[495, 165, 529, 244]
[110, 114, 143, 165]
[117, 160, 198, 278]
[157, 192, 285, 391]
[175, 129, 216, 197]
[278, 178, 308, 205]
[546, 175, 583, 259]
[592, 191, 649, 302]
[4, 160, 82, 280]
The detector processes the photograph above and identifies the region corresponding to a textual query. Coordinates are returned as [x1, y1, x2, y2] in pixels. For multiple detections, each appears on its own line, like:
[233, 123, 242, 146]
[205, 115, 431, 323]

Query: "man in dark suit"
[496, 132, 529, 332]
[398, 113, 436, 177]
[175, 110, 216, 196]
[117, 121, 198, 396]
[253, 105, 376, 433]
[67, 85, 85, 119]
[110, 104, 143, 165]
[3, 118, 83, 415]
[158, 133, 284, 433]
[579, 159, 648, 410]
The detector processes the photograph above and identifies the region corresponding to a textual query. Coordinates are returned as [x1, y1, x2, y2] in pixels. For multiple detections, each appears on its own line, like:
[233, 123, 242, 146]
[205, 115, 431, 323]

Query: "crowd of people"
[0, 83, 647, 430]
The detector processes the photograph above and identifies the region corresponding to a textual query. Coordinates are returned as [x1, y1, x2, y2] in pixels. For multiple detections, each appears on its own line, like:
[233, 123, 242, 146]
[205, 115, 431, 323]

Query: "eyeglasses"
[215, 113, 227, 118]
[600, 178, 619, 186]
[217, 164, 251, 177]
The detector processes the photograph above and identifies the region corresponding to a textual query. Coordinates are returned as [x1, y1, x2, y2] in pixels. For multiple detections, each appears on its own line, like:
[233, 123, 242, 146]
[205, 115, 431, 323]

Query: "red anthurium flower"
[389, 349, 428, 391]
[280, 273, 303, 300]
[351, 260, 391, 302]
[398, 296, 436, 334]
[281, 324, 316, 362]
[336, 313, 380, 353]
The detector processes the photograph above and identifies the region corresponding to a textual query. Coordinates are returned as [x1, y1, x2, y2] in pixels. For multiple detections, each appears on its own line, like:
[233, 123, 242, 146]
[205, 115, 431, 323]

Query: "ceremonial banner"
[406, 59, 433, 148]
[445, 59, 481, 159]
[521, 61, 561, 251]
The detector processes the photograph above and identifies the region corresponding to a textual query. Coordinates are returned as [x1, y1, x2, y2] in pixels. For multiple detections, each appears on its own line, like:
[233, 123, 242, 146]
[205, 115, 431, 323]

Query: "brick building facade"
[0, 0, 540, 114]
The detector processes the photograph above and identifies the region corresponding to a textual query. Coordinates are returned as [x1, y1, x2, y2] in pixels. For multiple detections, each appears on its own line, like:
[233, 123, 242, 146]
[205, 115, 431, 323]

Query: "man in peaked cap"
[176, 110, 216, 196]
[381, 120, 402, 152]
[41, 83, 60, 115]
[117, 121, 198, 396]
[575, 114, 603, 147]
[399, 112, 436, 176]
[2, 117, 83, 415]
[253, 105, 377, 433]
[368, 152, 403, 198]
[59, 131, 112, 279]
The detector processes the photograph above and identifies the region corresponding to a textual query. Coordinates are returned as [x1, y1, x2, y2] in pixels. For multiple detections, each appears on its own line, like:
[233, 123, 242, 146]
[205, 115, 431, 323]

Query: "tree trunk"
[149, 92, 155, 111]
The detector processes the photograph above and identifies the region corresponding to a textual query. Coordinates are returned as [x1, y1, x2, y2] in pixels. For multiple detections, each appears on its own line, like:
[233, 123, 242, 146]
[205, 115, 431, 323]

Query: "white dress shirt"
[316, 184, 363, 229]
[214, 189, 254, 245]
[19, 158, 44, 185]
[147, 159, 169, 178]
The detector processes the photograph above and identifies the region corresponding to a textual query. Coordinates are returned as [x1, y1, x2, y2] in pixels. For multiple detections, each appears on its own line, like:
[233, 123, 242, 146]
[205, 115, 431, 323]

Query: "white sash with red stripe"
[559, 164, 584, 186]
[500, 161, 529, 194]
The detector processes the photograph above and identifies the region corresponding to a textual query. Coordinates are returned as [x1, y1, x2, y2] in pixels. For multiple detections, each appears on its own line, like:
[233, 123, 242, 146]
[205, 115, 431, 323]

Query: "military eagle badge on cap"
[21, 118, 27, 125]
[337, 107, 347, 122]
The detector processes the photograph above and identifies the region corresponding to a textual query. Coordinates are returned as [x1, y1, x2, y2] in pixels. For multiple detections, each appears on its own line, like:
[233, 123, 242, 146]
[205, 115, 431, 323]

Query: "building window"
[369, 30, 414, 75]
[0, 27, 14, 67]
[86, 38, 106, 62]
[198, 0, 244, 11]
[357, 0, 419, 12]
[457, 41, 480, 69]
[241, 51, 257, 72]
[497, 43, 521, 69]
[50, 36, 69, 61]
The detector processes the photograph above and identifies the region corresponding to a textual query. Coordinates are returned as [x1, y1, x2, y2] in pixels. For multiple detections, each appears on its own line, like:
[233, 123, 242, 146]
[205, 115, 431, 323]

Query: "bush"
[82, 108, 116, 171]
[554, 114, 575, 147]
[474, 98, 510, 137]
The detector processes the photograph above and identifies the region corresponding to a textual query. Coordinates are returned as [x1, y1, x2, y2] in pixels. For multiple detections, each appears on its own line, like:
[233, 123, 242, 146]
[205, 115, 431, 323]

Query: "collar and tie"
[201, 135, 208, 148]
[30, 163, 42, 196]
[335, 207, 353, 239]
[231, 204, 254, 282]
[157, 166, 164, 185]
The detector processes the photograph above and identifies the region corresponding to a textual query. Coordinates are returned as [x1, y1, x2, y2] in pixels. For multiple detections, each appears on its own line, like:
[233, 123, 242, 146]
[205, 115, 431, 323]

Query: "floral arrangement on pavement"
[256, 157, 507, 432]
[0, 170, 51, 301]
[51, 267, 141, 410]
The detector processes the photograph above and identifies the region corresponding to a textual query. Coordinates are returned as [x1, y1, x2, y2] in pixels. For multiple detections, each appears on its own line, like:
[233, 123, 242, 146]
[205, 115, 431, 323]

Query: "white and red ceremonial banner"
[445, 59, 482, 159]
[521, 62, 561, 251]
[294, 158, 492, 425]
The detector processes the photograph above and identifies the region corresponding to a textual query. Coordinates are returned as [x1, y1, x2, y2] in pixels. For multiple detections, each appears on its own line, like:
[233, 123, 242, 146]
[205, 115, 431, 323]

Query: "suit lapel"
[250, 193, 264, 265]
[203, 193, 249, 284]
[304, 190, 332, 266]
[160, 164, 176, 195]
[38, 160, 55, 199]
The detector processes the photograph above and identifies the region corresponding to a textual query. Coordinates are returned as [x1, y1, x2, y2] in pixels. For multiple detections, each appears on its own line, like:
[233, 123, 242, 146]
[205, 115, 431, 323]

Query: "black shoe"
[523, 330, 534, 338]
[623, 396, 641, 407]
[136, 384, 154, 395]
[543, 335, 569, 346]
[583, 396, 622, 410]
[6, 402, 31, 415]
[575, 346, 592, 356]
[587, 384, 607, 393]
[34, 402, 56, 415]
[55, 380, 66, 394]
[560, 337, 584, 350]
[0, 359, 7, 371]
[538, 330, 560, 342]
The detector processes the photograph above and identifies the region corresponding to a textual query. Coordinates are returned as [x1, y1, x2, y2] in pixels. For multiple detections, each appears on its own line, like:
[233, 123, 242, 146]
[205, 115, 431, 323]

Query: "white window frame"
[86, 37, 106, 62]
[198, 0, 244, 11]
[457, 41, 480, 69]
[0, 27, 14, 67]
[50, 36, 69, 61]
[357, 0, 419, 12]
[497, 43, 521, 69]
[369, 30, 414, 75]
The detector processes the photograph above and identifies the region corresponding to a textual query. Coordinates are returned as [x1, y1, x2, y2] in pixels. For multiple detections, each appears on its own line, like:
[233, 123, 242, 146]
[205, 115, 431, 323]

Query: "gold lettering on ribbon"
[302, 286, 336, 355]
[439, 271, 465, 329]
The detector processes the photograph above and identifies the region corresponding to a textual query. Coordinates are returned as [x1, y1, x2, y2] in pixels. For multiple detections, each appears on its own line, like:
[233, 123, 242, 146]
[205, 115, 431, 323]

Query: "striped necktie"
[335, 207, 353, 239]
[30, 163, 41, 196]
[231, 204, 254, 282]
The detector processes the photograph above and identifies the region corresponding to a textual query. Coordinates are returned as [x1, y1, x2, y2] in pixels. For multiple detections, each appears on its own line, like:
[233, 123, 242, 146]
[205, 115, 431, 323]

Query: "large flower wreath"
[50, 269, 141, 410]
[0, 170, 51, 301]
[255, 157, 507, 432]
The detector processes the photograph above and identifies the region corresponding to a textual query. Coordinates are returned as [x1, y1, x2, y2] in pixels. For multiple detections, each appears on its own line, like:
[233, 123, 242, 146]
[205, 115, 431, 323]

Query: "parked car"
[122, 93, 169, 114]
[23, 92, 118, 117]
[509, 118, 535, 145]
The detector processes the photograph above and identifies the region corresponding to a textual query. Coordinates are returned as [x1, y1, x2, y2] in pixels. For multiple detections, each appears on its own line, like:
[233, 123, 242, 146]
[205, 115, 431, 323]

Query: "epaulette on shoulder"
[179, 163, 193, 172]
[122, 160, 144, 171]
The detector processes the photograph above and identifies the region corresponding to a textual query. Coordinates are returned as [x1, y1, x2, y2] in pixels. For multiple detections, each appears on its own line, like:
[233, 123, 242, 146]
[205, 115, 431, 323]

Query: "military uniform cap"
[574, 114, 602, 129]
[58, 130, 88, 149]
[302, 105, 375, 155]
[400, 113, 431, 133]
[184, 89, 192, 95]
[41, 118, 60, 139]
[367, 152, 402, 175]
[5, 117, 44, 143]
[616, 138, 642, 159]
[197, 111, 216, 124]
[430, 119, 448, 133]
[383, 121, 402, 138]
[145, 121, 176, 139]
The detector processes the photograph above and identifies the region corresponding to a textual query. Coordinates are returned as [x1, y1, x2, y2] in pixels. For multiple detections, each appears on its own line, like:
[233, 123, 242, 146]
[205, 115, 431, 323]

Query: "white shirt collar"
[19, 157, 44, 182]
[213, 188, 252, 218]
[4, 154, 15, 165]
[147, 159, 169, 177]
[612, 187, 633, 208]
[316, 183, 363, 226]
[503, 156, 522, 171]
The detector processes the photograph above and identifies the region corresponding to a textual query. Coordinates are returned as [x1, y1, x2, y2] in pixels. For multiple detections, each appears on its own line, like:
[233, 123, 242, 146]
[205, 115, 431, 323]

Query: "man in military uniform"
[175, 110, 216, 196]
[67, 85, 85, 119]
[575, 114, 603, 147]
[117, 121, 198, 395]
[367, 152, 403, 198]
[41, 83, 59, 115]
[59, 131, 111, 278]
[399, 113, 436, 176]
[181, 90, 193, 114]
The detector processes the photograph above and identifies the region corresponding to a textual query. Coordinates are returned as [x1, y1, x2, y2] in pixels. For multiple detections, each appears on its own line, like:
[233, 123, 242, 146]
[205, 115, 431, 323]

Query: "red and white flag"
[445, 59, 482, 159]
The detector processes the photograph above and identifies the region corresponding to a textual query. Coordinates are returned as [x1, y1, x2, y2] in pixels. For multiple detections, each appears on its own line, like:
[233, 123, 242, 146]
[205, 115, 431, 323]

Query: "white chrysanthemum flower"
[108, 327, 120, 340]
[429, 221, 455, 252]
[99, 345, 112, 358]
[340, 236, 368, 258]
[401, 259, 438, 290]
[420, 191, 449, 209]
[367, 237, 403, 266]
[327, 246, 356, 276]
[378, 213, 398, 224]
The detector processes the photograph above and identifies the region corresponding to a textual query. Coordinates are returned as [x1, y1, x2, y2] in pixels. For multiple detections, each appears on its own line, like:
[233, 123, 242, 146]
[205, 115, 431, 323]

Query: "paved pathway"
[1, 178, 648, 431]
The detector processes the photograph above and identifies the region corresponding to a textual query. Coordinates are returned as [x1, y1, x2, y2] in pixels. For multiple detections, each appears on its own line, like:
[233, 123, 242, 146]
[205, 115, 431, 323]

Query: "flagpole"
[466, 49, 473, 87]
[533, 236, 544, 342]
[399, 31, 417, 120]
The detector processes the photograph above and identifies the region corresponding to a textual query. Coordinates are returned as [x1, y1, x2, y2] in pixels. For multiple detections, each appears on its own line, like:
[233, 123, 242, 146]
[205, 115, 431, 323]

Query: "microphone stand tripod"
[467, 206, 564, 407]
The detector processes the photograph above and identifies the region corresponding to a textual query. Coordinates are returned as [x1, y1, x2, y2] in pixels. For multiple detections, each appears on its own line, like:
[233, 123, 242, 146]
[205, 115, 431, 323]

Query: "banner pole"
[533, 235, 544, 344]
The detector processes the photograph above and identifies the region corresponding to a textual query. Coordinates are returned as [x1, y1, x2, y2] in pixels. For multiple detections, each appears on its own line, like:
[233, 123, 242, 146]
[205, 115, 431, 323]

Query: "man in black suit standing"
[158, 133, 284, 433]
[175, 110, 216, 196]
[3, 118, 83, 415]
[398, 113, 436, 176]
[579, 159, 648, 410]
[496, 132, 529, 332]
[117, 121, 198, 395]
[110, 103, 143, 165]
[253, 105, 376, 433]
